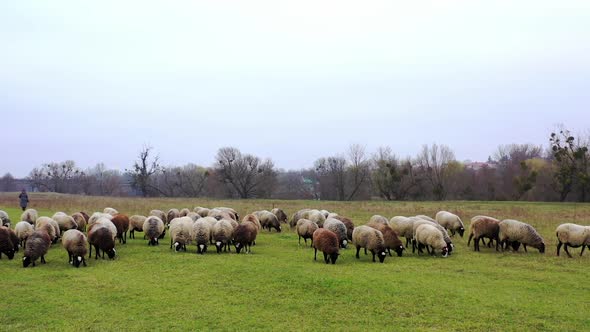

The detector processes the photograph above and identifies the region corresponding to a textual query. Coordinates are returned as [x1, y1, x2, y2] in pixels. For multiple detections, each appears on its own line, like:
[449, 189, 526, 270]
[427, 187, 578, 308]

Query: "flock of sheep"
[0, 206, 588, 268]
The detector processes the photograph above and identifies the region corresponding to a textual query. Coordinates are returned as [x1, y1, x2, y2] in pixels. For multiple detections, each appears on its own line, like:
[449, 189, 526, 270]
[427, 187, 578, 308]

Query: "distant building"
[464, 161, 497, 171]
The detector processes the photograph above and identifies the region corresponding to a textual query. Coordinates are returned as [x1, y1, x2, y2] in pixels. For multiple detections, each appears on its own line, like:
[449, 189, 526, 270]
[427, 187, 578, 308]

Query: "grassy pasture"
[0, 193, 589, 331]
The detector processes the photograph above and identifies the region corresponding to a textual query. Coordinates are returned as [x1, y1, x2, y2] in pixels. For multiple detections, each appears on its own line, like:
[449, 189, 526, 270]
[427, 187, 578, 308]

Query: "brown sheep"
[468, 216, 500, 251]
[367, 223, 404, 257]
[23, 229, 52, 267]
[271, 208, 288, 224]
[111, 214, 130, 244]
[312, 228, 340, 264]
[233, 222, 258, 254]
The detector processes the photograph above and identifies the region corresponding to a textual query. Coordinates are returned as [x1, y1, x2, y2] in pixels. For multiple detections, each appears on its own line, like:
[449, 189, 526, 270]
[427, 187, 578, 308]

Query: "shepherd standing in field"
[19, 189, 29, 211]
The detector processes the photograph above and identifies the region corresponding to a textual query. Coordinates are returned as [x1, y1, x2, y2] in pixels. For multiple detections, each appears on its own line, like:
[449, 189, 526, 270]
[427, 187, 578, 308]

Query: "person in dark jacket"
[19, 189, 29, 211]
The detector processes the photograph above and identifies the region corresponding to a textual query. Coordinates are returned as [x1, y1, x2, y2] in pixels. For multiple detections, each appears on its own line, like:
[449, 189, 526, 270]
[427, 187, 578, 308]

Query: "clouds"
[0, 1, 589, 177]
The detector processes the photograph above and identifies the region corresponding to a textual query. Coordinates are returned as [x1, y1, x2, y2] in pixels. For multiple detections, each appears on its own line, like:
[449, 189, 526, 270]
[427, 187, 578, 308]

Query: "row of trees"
[8, 128, 589, 202]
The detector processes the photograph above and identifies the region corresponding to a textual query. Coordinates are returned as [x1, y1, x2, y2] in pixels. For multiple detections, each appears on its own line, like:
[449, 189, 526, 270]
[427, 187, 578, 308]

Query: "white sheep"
[555, 223, 590, 257]
[414, 223, 449, 257]
[352, 225, 387, 263]
[0, 210, 11, 227]
[192, 219, 211, 254]
[61, 229, 88, 267]
[323, 218, 348, 248]
[103, 208, 119, 216]
[15, 221, 34, 248]
[143, 216, 165, 246]
[435, 211, 465, 237]
[389, 216, 415, 248]
[169, 217, 193, 252]
[21, 209, 38, 225]
[499, 219, 545, 253]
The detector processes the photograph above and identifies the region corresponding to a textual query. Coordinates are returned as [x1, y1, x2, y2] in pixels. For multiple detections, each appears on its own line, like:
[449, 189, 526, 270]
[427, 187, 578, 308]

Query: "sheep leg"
[124, 232, 127, 244]
[324, 253, 330, 264]
[412, 239, 416, 254]
[371, 251, 376, 262]
[556, 241, 562, 256]
[41, 256, 46, 264]
[388, 248, 392, 257]
[94, 245, 100, 259]
[82, 258, 87, 266]
[355, 246, 361, 259]
[170, 238, 173, 249]
[467, 233, 473, 246]
[523, 244, 528, 253]
[494, 237, 500, 251]
[314, 248, 318, 261]
[426, 246, 432, 255]
[298, 236, 301, 245]
[564, 244, 572, 258]
[580, 245, 586, 257]
[89, 244, 92, 258]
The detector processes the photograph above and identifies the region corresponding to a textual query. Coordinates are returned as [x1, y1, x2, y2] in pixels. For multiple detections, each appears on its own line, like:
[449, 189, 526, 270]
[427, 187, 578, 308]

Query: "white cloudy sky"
[1, 1, 589, 177]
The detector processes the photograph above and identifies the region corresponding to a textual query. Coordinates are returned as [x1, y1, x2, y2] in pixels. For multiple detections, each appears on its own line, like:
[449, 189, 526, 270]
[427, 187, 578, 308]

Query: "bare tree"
[346, 144, 371, 200]
[215, 147, 276, 199]
[550, 129, 590, 202]
[127, 146, 161, 197]
[0, 173, 17, 192]
[371, 147, 418, 200]
[315, 156, 347, 200]
[27, 161, 81, 193]
[416, 144, 456, 200]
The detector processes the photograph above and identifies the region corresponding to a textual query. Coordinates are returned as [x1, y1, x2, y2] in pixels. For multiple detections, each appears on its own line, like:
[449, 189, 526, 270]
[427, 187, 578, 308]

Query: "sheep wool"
[323, 218, 348, 249]
[129, 215, 147, 239]
[143, 216, 165, 246]
[296, 219, 318, 246]
[555, 223, 590, 257]
[149, 210, 167, 224]
[352, 226, 387, 263]
[499, 219, 545, 253]
[368, 223, 404, 257]
[212, 219, 233, 253]
[312, 228, 340, 264]
[111, 214, 130, 244]
[21, 209, 38, 225]
[368, 215, 389, 226]
[192, 219, 211, 254]
[88, 225, 116, 260]
[23, 229, 51, 267]
[35, 217, 59, 244]
[289, 209, 311, 228]
[271, 208, 288, 223]
[333, 216, 354, 241]
[468, 216, 500, 251]
[389, 216, 416, 248]
[0, 210, 11, 228]
[0, 227, 17, 260]
[170, 217, 193, 252]
[254, 211, 281, 232]
[61, 229, 88, 267]
[435, 211, 465, 237]
[71, 212, 88, 232]
[14, 221, 34, 248]
[415, 224, 449, 257]
[53, 214, 78, 234]
[233, 222, 257, 254]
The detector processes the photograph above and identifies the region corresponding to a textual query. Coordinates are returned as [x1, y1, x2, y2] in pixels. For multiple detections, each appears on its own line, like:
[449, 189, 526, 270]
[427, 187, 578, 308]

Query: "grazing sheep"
[149, 210, 167, 224]
[192, 219, 211, 254]
[21, 209, 38, 225]
[208, 209, 233, 221]
[415, 224, 449, 257]
[88, 212, 113, 228]
[103, 208, 119, 216]
[411, 217, 454, 255]
[468, 216, 500, 251]
[178, 208, 190, 217]
[367, 223, 404, 257]
[88, 224, 116, 260]
[242, 214, 262, 231]
[53, 214, 78, 234]
[111, 214, 130, 244]
[71, 212, 88, 232]
[296, 219, 318, 246]
[319, 210, 330, 219]
[307, 210, 326, 228]
[214, 207, 239, 221]
[389, 216, 416, 248]
[226, 218, 239, 231]
[323, 218, 348, 248]
[233, 222, 258, 254]
[290, 209, 311, 228]
[167, 209, 180, 225]
[129, 215, 147, 239]
[0, 210, 11, 228]
[254, 210, 281, 232]
[368, 215, 389, 226]
[22, 229, 52, 267]
[194, 207, 211, 218]
[312, 228, 340, 264]
[61, 229, 88, 267]
[186, 212, 201, 222]
[327, 213, 339, 219]
[143, 216, 165, 246]
[212, 219, 233, 253]
[88, 217, 117, 242]
[170, 217, 193, 252]
[499, 219, 545, 253]
[79, 212, 90, 223]
[15, 221, 34, 248]
[0, 227, 17, 260]
[436, 211, 465, 237]
[555, 223, 590, 257]
[352, 226, 387, 263]
[35, 217, 59, 244]
[333, 216, 354, 241]
[271, 208, 288, 224]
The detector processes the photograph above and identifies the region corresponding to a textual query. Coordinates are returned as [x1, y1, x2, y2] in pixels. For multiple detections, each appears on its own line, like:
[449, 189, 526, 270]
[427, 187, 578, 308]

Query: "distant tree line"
[4, 127, 588, 202]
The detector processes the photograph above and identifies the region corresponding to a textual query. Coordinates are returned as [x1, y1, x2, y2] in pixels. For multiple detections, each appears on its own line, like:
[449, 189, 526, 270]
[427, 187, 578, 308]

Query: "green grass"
[0, 194, 589, 331]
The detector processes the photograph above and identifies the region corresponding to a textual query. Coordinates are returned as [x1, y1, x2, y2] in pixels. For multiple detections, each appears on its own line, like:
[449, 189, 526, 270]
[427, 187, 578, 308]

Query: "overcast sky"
[1, 1, 589, 177]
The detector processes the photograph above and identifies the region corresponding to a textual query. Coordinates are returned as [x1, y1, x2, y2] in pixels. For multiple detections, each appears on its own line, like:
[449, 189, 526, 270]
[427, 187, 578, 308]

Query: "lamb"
[149, 210, 167, 224]
[71, 212, 88, 232]
[111, 214, 130, 244]
[242, 214, 262, 231]
[0, 210, 11, 228]
[143, 216, 165, 246]
[21, 209, 38, 225]
[323, 218, 348, 248]
[88, 224, 116, 260]
[212, 219, 233, 253]
[53, 213, 78, 234]
[169, 217, 193, 252]
[414, 224, 449, 257]
[192, 219, 211, 254]
[254, 210, 281, 232]
[179, 208, 191, 217]
[436, 211, 465, 237]
[167, 209, 180, 226]
[468, 216, 500, 251]
[389, 216, 416, 248]
[289, 209, 311, 228]
[312, 228, 340, 264]
[233, 222, 258, 254]
[411, 217, 454, 255]
[103, 207, 119, 216]
[271, 208, 288, 224]
[333, 216, 354, 240]
[35, 217, 59, 244]
[352, 226, 387, 263]
[0, 227, 17, 260]
[555, 223, 590, 257]
[368, 215, 389, 226]
[129, 215, 147, 239]
[296, 219, 318, 246]
[367, 223, 404, 257]
[194, 207, 211, 218]
[15, 221, 34, 248]
[61, 229, 88, 267]
[22, 229, 51, 267]
[498, 219, 545, 253]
